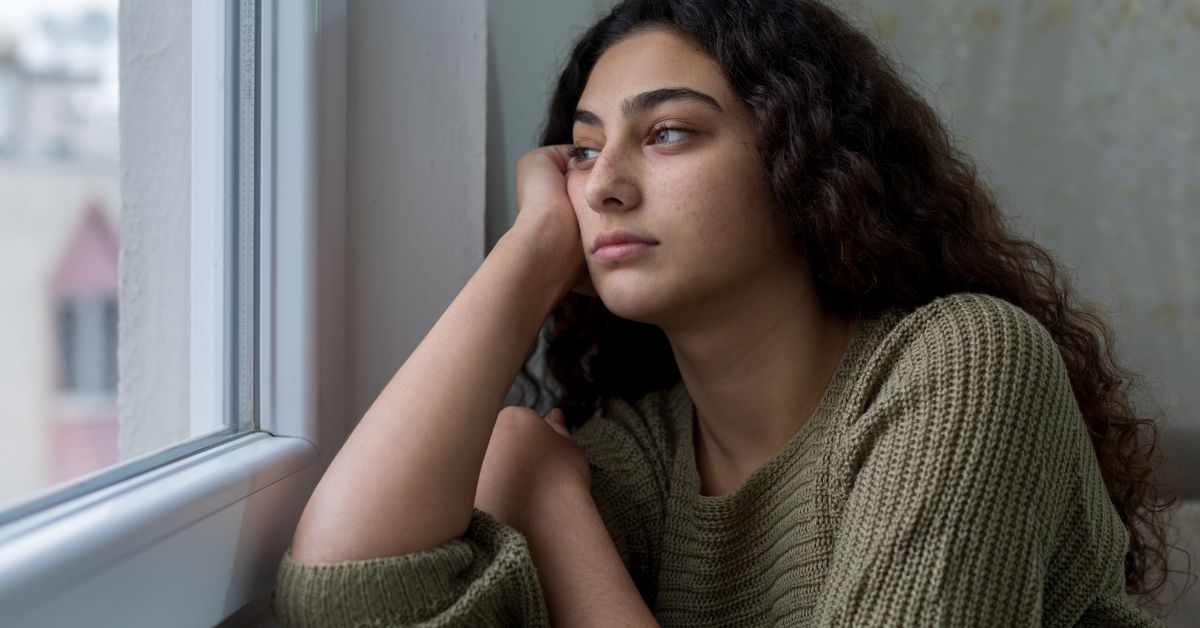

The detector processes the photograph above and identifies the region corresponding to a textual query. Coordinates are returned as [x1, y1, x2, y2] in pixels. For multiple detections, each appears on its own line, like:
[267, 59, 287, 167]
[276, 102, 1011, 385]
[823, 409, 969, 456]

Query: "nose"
[582, 148, 641, 213]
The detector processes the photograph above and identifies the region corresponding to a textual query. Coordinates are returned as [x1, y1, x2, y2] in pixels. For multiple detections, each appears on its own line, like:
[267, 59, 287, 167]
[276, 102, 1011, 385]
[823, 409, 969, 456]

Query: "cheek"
[651, 156, 777, 262]
[648, 164, 740, 239]
[565, 173, 586, 211]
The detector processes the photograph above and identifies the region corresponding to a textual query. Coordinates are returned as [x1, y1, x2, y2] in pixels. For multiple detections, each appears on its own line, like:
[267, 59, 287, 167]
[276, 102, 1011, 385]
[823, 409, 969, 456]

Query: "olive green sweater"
[272, 292, 1165, 627]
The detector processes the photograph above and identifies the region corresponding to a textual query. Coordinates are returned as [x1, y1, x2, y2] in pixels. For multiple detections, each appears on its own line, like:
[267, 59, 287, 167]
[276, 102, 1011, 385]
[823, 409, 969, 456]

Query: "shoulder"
[894, 291, 1055, 352]
[853, 292, 1079, 442]
[879, 292, 1066, 387]
[837, 293, 1092, 507]
[572, 381, 685, 479]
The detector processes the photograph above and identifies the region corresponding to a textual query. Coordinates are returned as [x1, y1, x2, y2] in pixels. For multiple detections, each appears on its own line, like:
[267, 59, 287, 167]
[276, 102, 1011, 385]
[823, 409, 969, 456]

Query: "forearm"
[524, 486, 659, 627]
[290, 227, 568, 563]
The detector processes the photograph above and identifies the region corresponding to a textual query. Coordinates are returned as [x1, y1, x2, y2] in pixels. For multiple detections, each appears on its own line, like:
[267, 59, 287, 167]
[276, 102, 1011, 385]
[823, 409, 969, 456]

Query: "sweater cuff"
[272, 508, 544, 627]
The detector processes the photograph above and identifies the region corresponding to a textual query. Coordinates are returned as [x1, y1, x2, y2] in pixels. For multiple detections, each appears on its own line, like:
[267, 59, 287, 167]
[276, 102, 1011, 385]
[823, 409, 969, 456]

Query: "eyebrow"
[573, 87, 723, 127]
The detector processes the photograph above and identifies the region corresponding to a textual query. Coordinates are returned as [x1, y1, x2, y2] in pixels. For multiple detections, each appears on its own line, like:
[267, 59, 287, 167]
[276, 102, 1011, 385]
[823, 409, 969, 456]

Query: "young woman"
[273, 1, 1180, 626]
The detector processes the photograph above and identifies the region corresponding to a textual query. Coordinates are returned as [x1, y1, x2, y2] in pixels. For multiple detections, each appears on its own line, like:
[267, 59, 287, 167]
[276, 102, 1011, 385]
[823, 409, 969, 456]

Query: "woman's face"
[567, 28, 798, 327]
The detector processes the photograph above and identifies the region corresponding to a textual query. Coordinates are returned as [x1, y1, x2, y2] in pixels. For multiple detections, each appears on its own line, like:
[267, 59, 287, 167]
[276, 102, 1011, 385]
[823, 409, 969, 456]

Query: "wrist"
[501, 218, 580, 301]
[516, 473, 594, 534]
[520, 483, 598, 565]
[520, 481, 659, 627]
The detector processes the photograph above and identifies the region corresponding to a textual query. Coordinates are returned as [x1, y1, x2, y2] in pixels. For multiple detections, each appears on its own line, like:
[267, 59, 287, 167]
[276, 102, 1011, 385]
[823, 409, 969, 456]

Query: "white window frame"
[0, 0, 346, 625]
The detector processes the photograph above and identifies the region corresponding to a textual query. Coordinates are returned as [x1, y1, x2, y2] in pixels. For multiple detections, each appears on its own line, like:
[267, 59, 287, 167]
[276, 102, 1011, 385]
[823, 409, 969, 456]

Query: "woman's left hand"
[474, 406, 592, 533]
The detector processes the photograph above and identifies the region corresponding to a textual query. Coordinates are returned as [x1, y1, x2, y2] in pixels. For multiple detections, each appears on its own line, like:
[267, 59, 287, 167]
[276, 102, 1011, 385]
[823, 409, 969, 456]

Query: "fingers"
[543, 407, 571, 438]
[541, 144, 575, 173]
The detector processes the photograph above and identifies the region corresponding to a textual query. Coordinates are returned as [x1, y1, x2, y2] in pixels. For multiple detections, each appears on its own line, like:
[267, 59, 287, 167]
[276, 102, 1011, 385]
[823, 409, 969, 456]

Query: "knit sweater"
[271, 292, 1165, 627]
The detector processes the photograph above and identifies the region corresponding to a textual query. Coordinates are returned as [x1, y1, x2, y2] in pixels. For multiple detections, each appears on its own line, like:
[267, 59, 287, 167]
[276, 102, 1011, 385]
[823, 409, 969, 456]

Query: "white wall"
[344, 1, 487, 429]
[117, 0, 190, 460]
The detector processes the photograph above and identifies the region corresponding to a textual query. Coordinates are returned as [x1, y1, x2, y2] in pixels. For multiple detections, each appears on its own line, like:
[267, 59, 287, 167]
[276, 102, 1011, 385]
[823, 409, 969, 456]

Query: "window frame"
[0, 0, 346, 624]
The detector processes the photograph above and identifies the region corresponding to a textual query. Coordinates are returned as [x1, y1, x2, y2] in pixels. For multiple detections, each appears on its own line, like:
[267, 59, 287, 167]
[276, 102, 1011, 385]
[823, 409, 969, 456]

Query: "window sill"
[0, 432, 319, 627]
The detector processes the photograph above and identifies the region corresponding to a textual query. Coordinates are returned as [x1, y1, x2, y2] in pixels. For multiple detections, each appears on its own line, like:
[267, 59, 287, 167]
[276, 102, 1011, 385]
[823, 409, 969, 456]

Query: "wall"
[344, 0, 487, 428]
[117, 0, 190, 460]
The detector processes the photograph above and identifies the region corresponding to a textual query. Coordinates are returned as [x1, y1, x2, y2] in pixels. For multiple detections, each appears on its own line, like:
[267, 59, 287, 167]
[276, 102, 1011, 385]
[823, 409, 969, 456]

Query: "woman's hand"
[474, 405, 592, 534]
[475, 406, 660, 627]
[510, 145, 596, 298]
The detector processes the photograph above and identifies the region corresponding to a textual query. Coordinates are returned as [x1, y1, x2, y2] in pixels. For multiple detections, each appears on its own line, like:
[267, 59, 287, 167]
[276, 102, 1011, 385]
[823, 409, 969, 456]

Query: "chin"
[596, 278, 673, 325]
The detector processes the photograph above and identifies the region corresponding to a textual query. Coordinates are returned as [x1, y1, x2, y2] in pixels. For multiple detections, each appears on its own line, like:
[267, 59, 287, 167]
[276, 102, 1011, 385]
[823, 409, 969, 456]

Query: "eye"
[652, 126, 691, 145]
[567, 144, 600, 164]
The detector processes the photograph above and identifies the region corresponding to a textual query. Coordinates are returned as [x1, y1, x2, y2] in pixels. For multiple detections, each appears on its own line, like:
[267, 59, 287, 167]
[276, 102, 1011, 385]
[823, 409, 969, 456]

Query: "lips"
[592, 229, 658, 254]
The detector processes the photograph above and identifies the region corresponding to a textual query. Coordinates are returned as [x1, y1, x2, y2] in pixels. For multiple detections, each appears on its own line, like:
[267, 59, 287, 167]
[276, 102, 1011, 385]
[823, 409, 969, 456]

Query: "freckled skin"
[567, 29, 801, 328]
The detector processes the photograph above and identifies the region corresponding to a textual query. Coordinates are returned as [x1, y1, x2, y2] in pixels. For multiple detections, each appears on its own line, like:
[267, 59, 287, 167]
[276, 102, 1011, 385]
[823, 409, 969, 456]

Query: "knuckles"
[496, 404, 540, 423]
[483, 405, 590, 489]
[492, 406, 543, 444]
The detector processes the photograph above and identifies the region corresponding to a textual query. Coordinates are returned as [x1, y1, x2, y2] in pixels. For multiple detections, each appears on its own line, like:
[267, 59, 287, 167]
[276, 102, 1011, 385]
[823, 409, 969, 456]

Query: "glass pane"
[0, 0, 254, 519]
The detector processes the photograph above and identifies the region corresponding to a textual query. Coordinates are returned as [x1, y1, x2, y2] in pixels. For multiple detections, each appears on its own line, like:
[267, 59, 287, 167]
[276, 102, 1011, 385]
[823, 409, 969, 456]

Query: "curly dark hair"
[511, 0, 1185, 606]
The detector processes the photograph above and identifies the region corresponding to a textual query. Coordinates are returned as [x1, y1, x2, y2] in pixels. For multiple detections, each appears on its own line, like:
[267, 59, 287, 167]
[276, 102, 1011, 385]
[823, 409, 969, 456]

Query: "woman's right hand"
[510, 145, 596, 298]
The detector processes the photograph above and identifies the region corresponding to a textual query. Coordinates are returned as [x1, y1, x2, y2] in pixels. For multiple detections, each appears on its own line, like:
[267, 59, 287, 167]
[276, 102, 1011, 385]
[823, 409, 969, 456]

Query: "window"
[53, 202, 120, 402]
[0, 0, 343, 624]
[54, 294, 121, 397]
[0, 0, 124, 514]
[0, 0, 261, 521]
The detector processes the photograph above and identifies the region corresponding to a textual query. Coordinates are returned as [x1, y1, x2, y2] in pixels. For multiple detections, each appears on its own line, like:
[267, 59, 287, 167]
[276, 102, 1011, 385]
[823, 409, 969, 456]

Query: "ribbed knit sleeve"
[271, 507, 549, 628]
[269, 392, 675, 628]
[816, 294, 1163, 626]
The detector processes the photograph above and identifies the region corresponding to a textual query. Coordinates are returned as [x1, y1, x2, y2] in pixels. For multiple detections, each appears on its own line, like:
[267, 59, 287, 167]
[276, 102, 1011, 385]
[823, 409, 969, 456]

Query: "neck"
[660, 271, 856, 495]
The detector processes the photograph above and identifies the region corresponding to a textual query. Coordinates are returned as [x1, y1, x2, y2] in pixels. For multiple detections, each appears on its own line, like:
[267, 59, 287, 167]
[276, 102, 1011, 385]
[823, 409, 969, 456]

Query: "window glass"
[0, 0, 256, 520]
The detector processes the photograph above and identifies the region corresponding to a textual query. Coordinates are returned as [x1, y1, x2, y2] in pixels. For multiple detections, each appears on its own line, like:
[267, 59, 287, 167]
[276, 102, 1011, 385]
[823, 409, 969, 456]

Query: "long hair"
[511, 0, 1183, 605]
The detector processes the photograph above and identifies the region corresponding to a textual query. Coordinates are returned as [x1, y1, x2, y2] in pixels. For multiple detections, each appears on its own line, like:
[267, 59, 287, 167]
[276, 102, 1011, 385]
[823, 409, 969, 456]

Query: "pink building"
[45, 200, 118, 483]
